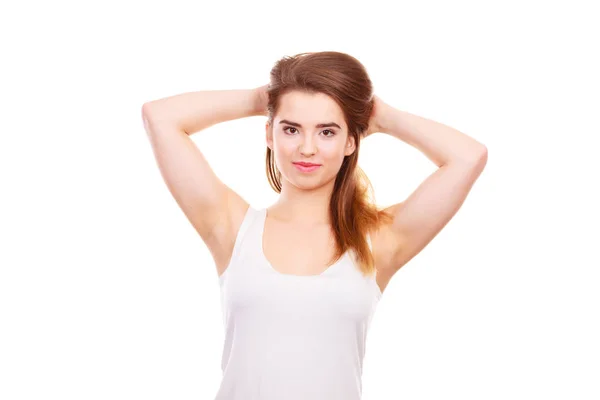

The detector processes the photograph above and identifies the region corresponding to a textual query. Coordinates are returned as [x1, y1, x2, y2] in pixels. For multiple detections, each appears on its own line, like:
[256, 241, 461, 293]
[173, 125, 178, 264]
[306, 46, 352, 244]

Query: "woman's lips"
[293, 162, 321, 173]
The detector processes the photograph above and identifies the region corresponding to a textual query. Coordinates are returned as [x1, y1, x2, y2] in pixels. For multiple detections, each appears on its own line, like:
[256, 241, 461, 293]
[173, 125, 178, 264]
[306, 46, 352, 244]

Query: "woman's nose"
[300, 136, 317, 156]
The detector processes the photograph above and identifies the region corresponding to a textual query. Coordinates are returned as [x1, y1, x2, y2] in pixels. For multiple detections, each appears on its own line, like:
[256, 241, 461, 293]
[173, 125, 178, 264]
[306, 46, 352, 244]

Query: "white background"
[1, 0, 598, 399]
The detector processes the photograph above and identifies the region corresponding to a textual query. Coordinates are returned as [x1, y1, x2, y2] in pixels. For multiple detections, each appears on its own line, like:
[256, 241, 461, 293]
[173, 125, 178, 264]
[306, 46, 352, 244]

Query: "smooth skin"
[142, 85, 486, 295]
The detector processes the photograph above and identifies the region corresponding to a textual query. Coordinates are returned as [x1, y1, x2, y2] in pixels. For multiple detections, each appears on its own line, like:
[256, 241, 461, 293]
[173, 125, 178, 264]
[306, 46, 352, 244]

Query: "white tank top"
[215, 205, 382, 400]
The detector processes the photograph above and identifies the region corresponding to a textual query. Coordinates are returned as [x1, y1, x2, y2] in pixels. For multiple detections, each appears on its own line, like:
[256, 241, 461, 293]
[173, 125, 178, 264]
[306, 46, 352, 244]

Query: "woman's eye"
[283, 126, 335, 137]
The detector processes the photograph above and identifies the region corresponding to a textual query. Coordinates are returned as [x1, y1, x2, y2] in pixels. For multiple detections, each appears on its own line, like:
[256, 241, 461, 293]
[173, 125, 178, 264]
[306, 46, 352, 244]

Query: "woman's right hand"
[253, 84, 270, 116]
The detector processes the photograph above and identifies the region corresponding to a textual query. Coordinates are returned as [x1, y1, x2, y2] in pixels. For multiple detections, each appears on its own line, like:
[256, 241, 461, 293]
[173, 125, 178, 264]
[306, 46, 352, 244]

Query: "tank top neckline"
[259, 207, 350, 278]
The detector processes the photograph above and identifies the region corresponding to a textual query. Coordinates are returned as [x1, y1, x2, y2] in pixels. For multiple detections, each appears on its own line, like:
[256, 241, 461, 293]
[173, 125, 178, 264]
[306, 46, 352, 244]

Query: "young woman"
[142, 51, 487, 400]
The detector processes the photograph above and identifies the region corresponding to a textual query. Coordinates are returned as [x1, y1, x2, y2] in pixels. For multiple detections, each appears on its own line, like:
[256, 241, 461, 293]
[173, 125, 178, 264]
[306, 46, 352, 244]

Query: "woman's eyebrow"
[279, 119, 341, 129]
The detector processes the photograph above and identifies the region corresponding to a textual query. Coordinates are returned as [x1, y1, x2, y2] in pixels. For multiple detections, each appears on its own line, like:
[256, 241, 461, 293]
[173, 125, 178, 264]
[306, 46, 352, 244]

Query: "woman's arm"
[141, 88, 264, 276]
[374, 98, 486, 166]
[369, 98, 487, 276]
[142, 87, 265, 135]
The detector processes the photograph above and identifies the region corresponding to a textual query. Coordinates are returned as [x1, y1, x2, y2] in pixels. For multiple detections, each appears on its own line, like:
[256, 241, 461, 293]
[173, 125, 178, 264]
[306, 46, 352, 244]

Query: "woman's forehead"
[276, 92, 345, 129]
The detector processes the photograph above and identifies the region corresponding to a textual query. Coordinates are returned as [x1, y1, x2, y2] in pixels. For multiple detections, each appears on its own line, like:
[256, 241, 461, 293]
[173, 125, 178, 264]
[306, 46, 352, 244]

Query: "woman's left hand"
[364, 95, 386, 138]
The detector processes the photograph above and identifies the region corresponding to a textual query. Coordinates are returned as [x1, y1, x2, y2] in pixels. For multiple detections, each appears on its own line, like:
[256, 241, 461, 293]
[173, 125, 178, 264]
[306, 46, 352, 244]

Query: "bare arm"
[142, 88, 265, 135]
[141, 87, 263, 275]
[369, 98, 487, 281]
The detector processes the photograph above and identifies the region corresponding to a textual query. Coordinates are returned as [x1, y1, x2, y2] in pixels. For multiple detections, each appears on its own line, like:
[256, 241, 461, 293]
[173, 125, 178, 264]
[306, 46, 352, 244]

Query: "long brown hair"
[264, 51, 393, 277]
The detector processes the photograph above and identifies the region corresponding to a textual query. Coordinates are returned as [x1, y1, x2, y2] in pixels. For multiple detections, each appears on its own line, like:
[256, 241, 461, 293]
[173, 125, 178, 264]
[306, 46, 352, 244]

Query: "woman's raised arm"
[141, 87, 263, 276]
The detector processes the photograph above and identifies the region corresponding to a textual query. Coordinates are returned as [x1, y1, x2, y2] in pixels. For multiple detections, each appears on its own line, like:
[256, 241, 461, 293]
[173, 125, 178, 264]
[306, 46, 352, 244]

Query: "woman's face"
[266, 91, 356, 190]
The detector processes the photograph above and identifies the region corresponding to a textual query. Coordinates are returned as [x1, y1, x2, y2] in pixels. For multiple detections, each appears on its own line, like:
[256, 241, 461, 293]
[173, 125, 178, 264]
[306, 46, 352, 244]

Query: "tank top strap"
[219, 204, 260, 281]
[365, 231, 384, 298]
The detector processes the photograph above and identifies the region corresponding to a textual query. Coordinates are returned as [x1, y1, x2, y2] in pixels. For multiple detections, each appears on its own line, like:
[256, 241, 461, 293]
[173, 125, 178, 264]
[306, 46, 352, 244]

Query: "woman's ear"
[344, 134, 356, 156]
